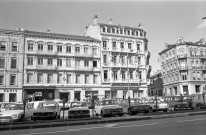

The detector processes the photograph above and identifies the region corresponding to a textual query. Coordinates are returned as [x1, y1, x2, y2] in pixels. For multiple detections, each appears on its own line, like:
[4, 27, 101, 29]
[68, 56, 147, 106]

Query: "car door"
[25, 103, 34, 119]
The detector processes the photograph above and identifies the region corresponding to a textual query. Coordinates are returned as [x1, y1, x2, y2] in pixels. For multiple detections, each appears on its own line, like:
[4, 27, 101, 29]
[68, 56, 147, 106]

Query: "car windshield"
[131, 99, 143, 104]
[71, 102, 87, 107]
[0, 103, 9, 109]
[37, 102, 57, 109]
[6, 104, 24, 110]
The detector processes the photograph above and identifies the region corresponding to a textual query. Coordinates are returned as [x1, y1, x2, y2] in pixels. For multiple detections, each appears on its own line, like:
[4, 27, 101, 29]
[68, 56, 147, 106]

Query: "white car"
[68, 101, 90, 119]
[54, 99, 69, 110]
[31, 101, 61, 121]
[94, 99, 123, 117]
[0, 102, 33, 122]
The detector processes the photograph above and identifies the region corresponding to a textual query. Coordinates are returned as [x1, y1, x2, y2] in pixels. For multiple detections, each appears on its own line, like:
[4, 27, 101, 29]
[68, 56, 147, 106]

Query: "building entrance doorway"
[74, 91, 81, 101]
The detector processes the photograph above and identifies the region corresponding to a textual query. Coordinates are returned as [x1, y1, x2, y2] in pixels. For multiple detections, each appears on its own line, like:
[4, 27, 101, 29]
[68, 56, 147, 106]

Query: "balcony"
[190, 55, 199, 58]
[103, 79, 110, 83]
[102, 47, 109, 51]
[199, 55, 206, 59]
[177, 54, 187, 59]
[178, 66, 188, 70]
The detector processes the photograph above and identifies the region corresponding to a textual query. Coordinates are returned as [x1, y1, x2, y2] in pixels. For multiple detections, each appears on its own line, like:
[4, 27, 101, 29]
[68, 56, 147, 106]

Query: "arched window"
[103, 27, 106, 32]
[112, 28, 115, 33]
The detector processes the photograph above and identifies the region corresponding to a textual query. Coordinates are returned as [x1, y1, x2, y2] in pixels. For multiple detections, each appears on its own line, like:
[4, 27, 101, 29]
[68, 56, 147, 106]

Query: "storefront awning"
[59, 89, 73, 93]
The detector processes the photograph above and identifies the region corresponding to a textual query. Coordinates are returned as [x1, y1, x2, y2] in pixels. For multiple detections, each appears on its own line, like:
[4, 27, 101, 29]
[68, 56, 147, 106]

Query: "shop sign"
[3, 90, 17, 93]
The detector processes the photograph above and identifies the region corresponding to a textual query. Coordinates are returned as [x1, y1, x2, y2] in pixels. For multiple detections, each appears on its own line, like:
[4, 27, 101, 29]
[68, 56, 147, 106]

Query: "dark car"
[118, 98, 150, 115]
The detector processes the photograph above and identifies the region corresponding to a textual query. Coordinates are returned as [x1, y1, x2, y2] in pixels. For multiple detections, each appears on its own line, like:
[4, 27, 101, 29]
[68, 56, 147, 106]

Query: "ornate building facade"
[85, 15, 151, 98]
[23, 31, 101, 101]
[0, 30, 24, 102]
[159, 37, 206, 96]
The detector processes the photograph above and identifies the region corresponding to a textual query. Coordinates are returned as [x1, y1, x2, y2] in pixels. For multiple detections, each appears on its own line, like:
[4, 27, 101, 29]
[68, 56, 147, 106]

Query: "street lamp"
[127, 53, 131, 115]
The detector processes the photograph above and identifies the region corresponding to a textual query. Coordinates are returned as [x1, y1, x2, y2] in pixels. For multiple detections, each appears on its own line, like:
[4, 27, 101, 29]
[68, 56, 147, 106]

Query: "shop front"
[0, 89, 22, 102]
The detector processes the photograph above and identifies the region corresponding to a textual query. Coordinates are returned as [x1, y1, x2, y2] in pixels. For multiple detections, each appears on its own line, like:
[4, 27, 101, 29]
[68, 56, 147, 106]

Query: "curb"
[0, 111, 206, 131]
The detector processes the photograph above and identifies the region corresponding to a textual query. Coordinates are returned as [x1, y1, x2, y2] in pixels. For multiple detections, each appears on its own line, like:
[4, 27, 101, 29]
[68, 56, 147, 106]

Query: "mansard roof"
[0, 29, 100, 43]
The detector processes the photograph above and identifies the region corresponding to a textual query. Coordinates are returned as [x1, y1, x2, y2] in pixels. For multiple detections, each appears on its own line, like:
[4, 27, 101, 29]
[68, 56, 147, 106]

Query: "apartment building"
[23, 30, 101, 101]
[85, 15, 151, 98]
[159, 37, 206, 96]
[148, 71, 163, 97]
[0, 30, 24, 102]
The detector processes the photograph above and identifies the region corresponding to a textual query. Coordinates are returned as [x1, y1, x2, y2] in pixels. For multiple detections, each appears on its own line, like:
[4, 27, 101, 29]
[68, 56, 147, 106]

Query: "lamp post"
[127, 53, 131, 115]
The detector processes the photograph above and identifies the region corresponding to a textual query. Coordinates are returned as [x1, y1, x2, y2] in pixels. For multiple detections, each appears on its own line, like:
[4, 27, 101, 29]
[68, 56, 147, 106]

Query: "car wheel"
[119, 113, 123, 116]
[33, 117, 37, 121]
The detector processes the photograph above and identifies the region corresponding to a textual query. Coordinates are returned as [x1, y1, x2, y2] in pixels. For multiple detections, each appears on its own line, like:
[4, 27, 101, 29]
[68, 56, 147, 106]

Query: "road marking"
[18, 130, 70, 135]
[107, 123, 160, 128]
[177, 118, 206, 123]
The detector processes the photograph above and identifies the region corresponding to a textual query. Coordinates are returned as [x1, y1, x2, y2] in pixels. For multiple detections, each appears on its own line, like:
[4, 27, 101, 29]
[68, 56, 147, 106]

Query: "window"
[57, 74, 63, 83]
[38, 58, 43, 65]
[197, 72, 201, 80]
[93, 61, 97, 68]
[12, 42, 18, 51]
[104, 70, 108, 80]
[0, 94, 4, 102]
[47, 74, 53, 83]
[120, 42, 124, 49]
[76, 74, 80, 84]
[128, 56, 132, 64]
[113, 56, 117, 64]
[28, 42, 34, 51]
[128, 43, 132, 50]
[103, 55, 107, 64]
[144, 44, 147, 51]
[103, 27, 106, 32]
[193, 72, 196, 80]
[103, 41, 107, 48]
[0, 75, 4, 85]
[0, 41, 6, 51]
[57, 45, 62, 52]
[93, 75, 97, 84]
[84, 47, 88, 54]
[92, 48, 97, 55]
[57, 59, 62, 66]
[11, 57, 17, 69]
[10, 74, 16, 85]
[66, 46, 72, 53]
[0, 58, 5, 68]
[76, 60, 80, 67]
[138, 57, 141, 64]
[38, 43, 43, 51]
[27, 57, 33, 65]
[114, 71, 117, 80]
[112, 28, 115, 33]
[130, 71, 133, 79]
[9, 93, 16, 102]
[47, 59, 53, 66]
[137, 44, 140, 50]
[84, 60, 89, 67]
[105, 91, 111, 99]
[112, 42, 116, 49]
[48, 44, 53, 51]
[27, 73, 33, 83]
[67, 74, 72, 84]
[122, 71, 125, 81]
[111, 91, 117, 98]
[37, 74, 43, 83]
[75, 47, 80, 53]
[66, 59, 72, 67]
[195, 85, 200, 93]
[121, 56, 125, 64]
[85, 75, 89, 84]
[182, 73, 187, 80]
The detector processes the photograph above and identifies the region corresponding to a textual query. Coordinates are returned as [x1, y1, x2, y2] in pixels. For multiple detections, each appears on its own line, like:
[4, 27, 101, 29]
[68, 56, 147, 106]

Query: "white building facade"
[23, 31, 102, 101]
[85, 16, 151, 98]
[0, 30, 24, 102]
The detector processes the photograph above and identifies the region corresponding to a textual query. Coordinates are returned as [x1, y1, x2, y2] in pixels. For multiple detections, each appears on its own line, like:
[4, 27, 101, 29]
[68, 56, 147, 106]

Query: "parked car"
[164, 96, 194, 111]
[118, 98, 151, 115]
[0, 102, 33, 123]
[94, 99, 123, 117]
[31, 101, 61, 121]
[68, 101, 90, 119]
[0, 102, 11, 113]
[54, 99, 69, 110]
[146, 99, 169, 112]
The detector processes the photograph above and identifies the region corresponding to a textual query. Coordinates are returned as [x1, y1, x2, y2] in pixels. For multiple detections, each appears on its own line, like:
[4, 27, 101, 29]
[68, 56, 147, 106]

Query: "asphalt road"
[1, 115, 206, 135]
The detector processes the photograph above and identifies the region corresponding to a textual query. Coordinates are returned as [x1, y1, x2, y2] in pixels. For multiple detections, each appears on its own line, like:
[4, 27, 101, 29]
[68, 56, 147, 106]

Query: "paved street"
[1, 115, 206, 135]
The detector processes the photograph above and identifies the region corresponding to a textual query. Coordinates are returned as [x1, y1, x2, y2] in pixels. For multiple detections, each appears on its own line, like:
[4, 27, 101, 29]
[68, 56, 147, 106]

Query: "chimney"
[16, 28, 21, 31]
[109, 18, 113, 25]
[93, 15, 98, 25]
[47, 30, 50, 33]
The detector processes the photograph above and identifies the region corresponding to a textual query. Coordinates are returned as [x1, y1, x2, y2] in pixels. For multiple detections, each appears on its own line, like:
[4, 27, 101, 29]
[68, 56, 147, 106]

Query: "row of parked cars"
[0, 94, 205, 122]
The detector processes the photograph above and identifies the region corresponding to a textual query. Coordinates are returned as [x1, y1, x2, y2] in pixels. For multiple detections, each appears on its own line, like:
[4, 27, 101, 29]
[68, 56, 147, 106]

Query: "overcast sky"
[0, 0, 206, 74]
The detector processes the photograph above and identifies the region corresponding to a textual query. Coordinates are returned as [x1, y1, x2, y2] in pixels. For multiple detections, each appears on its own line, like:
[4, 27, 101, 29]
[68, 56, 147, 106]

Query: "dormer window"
[112, 28, 115, 33]
[103, 27, 106, 32]
[120, 29, 123, 34]
[124, 30, 127, 35]
[128, 30, 130, 35]
[136, 31, 139, 36]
